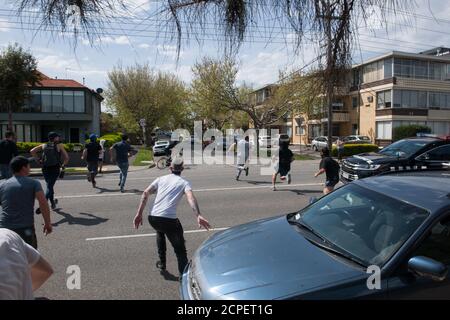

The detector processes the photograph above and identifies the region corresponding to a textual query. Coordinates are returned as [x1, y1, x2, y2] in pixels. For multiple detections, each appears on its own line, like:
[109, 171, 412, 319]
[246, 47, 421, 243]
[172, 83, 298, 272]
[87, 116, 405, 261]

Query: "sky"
[1, 0, 450, 109]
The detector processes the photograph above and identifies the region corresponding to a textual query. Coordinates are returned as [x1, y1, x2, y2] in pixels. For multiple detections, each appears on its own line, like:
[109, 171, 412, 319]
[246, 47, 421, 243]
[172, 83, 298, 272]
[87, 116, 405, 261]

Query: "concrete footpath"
[29, 164, 155, 177]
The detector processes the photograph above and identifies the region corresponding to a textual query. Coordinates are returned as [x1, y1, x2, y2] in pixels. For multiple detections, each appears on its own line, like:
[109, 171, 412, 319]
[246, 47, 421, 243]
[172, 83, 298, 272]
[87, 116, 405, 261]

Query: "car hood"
[190, 216, 365, 300]
[344, 152, 399, 166]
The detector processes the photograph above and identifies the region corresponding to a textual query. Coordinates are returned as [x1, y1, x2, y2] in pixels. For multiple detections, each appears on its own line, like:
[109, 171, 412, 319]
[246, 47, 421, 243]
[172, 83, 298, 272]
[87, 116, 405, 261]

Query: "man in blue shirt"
[0, 156, 52, 249]
[110, 134, 134, 192]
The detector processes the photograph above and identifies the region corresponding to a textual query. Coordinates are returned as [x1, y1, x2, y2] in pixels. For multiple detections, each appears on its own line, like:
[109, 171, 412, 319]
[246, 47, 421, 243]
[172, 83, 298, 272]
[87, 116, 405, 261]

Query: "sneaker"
[156, 261, 166, 271]
[92, 181, 97, 188]
[245, 168, 249, 176]
[87, 175, 91, 182]
[287, 174, 292, 185]
[272, 186, 277, 191]
[120, 188, 125, 193]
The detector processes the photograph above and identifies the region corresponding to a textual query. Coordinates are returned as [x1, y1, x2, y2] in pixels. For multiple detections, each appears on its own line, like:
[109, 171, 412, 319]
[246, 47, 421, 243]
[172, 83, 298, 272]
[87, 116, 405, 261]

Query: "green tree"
[106, 63, 189, 144]
[0, 43, 41, 130]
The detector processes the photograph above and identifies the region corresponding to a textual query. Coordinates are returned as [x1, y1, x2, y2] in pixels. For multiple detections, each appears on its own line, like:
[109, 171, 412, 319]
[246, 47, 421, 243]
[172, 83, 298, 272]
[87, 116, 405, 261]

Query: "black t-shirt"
[320, 157, 340, 181]
[85, 142, 102, 162]
[279, 148, 294, 166]
[0, 140, 18, 164]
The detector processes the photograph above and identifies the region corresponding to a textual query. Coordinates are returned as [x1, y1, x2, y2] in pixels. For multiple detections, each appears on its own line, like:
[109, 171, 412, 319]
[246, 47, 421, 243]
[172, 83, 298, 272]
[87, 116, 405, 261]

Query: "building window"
[376, 90, 392, 109]
[41, 90, 52, 112]
[64, 91, 74, 113]
[52, 90, 63, 113]
[394, 58, 450, 80]
[363, 60, 384, 83]
[393, 90, 427, 108]
[352, 97, 358, 109]
[29, 90, 42, 112]
[74, 91, 85, 113]
[376, 121, 392, 140]
[295, 126, 306, 136]
[429, 92, 450, 109]
[352, 124, 358, 135]
[384, 58, 393, 78]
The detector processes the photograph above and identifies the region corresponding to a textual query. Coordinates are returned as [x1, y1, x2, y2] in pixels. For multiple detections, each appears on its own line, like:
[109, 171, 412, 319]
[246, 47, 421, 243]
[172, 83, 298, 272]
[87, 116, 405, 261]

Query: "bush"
[97, 133, 122, 148]
[332, 144, 380, 157]
[17, 142, 84, 153]
[393, 125, 431, 141]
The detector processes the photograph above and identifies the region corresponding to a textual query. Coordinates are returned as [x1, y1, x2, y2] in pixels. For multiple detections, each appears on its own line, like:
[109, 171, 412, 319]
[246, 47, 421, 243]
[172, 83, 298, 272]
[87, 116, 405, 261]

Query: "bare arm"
[315, 168, 326, 177]
[30, 145, 43, 161]
[36, 191, 52, 235]
[133, 184, 157, 229]
[185, 190, 211, 230]
[81, 149, 87, 161]
[31, 256, 54, 291]
[58, 144, 69, 166]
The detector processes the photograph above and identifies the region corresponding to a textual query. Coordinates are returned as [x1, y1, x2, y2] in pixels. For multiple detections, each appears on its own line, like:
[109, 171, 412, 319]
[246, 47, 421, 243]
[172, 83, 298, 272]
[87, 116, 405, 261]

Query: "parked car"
[274, 134, 291, 145]
[340, 136, 450, 183]
[152, 140, 170, 156]
[311, 136, 339, 151]
[180, 170, 450, 300]
[343, 135, 372, 144]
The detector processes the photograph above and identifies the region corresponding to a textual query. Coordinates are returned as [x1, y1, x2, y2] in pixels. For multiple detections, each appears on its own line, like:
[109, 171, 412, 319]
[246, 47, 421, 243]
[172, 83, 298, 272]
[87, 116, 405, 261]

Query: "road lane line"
[86, 227, 230, 241]
[58, 183, 324, 199]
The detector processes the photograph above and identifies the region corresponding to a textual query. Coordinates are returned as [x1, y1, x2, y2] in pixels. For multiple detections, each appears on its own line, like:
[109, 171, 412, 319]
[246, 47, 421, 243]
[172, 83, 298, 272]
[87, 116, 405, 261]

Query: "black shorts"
[278, 164, 291, 177]
[11, 226, 38, 249]
[325, 178, 339, 188]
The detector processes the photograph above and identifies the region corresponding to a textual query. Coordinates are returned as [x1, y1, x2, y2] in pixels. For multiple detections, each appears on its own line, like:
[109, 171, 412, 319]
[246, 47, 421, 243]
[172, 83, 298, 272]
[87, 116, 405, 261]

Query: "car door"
[387, 214, 450, 299]
[416, 145, 450, 169]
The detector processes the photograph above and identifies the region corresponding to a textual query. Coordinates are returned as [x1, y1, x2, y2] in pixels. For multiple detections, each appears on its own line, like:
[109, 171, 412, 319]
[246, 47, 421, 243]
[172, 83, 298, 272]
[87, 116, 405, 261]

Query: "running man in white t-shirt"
[0, 228, 53, 300]
[133, 157, 211, 278]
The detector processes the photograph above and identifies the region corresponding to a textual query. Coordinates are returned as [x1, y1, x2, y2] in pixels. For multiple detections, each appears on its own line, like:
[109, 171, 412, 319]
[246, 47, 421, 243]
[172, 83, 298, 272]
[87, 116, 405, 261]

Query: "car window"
[426, 145, 450, 161]
[297, 184, 429, 267]
[412, 215, 450, 265]
[380, 140, 428, 158]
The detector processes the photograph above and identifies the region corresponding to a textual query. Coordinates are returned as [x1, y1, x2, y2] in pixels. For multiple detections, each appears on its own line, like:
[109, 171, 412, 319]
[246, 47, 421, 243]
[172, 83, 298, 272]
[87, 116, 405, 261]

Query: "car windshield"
[379, 140, 428, 158]
[292, 184, 429, 267]
[359, 136, 371, 141]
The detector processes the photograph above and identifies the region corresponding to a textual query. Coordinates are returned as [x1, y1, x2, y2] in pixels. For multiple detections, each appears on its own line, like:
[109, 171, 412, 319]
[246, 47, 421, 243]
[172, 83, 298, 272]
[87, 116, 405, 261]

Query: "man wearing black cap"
[31, 132, 69, 210]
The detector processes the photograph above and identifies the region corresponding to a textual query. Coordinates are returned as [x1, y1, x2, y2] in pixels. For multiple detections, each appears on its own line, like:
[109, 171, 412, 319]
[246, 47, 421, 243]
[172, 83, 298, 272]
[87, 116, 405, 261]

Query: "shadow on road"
[245, 180, 272, 185]
[160, 270, 179, 282]
[277, 189, 322, 196]
[52, 209, 109, 227]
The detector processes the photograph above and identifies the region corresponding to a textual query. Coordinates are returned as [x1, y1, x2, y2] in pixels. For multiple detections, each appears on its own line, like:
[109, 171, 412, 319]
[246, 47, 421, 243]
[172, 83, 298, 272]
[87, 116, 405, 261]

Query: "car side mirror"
[309, 197, 318, 204]
[408, 256, 448, 282]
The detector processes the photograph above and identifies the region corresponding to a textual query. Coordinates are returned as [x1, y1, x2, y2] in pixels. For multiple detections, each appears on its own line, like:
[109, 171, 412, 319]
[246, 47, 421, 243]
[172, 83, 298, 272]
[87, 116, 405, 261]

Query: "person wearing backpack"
[31, 132, 69, 210]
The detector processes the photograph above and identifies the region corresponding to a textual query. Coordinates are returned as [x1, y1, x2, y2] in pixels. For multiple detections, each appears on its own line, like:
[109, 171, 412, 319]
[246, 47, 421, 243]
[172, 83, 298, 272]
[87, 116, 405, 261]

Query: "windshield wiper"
[289, 218, 368, 268]
[310, 241, 368, 268]
[288, 218, 329, 244]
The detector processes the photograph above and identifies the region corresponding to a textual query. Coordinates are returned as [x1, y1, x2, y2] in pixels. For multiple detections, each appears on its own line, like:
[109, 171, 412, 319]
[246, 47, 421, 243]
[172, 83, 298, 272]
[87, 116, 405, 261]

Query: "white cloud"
[99, 35, 131, 45]
[156, 44, 184, 60]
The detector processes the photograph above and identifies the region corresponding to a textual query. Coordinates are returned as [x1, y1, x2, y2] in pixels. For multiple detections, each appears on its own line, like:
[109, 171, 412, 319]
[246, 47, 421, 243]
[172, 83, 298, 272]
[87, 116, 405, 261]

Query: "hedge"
[331, 144, 380, 157]
[393, 125, 431, 141]
[17, 142, 84, 153]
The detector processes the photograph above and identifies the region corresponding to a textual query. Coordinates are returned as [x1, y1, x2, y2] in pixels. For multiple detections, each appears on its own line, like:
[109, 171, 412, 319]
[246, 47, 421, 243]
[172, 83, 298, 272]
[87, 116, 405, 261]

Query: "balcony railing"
[321, 111, 350, 123]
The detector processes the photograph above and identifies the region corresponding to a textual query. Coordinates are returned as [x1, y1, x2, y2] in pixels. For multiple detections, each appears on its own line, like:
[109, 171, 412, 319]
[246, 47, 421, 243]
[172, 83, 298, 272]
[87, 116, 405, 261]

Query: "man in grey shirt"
[0, 157, 52, 248]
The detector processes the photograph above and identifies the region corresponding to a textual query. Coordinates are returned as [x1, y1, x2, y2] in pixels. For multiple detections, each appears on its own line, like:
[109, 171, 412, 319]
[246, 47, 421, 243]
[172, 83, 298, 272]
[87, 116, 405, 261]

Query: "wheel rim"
[157, 158, 167, 169]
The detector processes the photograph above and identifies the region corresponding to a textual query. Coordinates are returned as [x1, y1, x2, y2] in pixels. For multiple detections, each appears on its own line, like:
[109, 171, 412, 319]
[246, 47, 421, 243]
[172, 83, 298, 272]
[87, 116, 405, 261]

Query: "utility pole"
[324, 0, 334, 152]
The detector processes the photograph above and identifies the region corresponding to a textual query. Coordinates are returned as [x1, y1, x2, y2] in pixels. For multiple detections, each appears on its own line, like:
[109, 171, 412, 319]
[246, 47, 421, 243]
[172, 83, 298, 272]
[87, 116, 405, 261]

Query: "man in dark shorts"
[82, 134, 102, 188]
[314, 147, 340, 195]
[272, 141, 294, 191]
[0, 131, 18, 180]
[0, 157, 52, 249]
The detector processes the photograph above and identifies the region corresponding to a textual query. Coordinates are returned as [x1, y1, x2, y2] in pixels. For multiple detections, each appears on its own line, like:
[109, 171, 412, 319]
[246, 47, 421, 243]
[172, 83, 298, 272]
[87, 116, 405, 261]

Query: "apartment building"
[0, 72, 103, 143]
[290, 47, 450, 146]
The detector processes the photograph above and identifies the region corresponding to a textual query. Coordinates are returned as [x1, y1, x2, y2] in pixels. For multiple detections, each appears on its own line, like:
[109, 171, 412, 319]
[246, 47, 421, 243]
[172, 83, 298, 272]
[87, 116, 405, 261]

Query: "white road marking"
[57, 183, 324, 199]
[86, 227, 229, 241]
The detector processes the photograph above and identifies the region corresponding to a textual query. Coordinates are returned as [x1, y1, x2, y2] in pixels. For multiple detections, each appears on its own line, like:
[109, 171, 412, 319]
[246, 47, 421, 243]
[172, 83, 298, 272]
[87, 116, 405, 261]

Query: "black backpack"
[42, 143, 61, 167]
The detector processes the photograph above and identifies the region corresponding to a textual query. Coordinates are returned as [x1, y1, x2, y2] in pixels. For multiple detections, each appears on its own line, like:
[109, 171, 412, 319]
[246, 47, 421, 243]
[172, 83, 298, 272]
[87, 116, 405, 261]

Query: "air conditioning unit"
[367, 96, 374, 103]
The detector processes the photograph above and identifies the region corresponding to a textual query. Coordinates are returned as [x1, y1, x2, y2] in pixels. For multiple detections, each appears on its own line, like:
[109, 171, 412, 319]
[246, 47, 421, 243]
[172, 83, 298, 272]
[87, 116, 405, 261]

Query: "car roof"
[355, 171, 450, 213]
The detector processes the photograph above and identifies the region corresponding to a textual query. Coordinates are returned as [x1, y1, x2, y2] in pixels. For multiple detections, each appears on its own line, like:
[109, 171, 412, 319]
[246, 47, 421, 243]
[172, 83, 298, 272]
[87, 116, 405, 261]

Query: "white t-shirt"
[149, 174, 192, 219]
[0, 228, 41, 300]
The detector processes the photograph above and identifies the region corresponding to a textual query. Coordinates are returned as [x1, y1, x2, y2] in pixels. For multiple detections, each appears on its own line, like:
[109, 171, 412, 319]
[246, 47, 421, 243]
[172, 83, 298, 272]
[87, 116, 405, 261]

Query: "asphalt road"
[33, 158, 332, 300]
